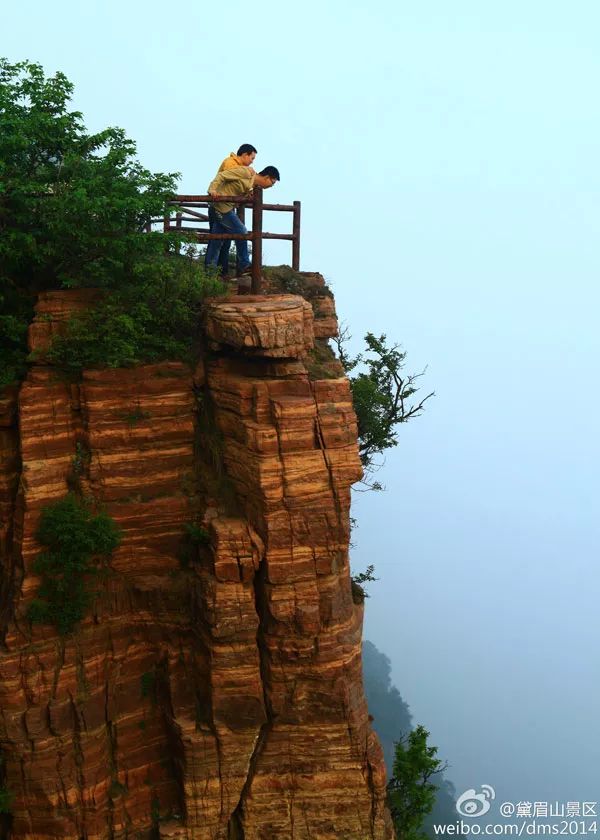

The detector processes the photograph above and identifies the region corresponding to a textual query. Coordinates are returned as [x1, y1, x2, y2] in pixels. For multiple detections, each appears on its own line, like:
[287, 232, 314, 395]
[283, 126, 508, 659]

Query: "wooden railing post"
[251, 188, 263, 294]
[292, 201, 301, 271]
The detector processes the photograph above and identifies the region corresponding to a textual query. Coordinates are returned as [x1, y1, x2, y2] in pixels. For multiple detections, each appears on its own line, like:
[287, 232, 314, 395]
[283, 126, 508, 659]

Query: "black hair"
[259, 166, 280, 181]
[237, 144, 257, 156]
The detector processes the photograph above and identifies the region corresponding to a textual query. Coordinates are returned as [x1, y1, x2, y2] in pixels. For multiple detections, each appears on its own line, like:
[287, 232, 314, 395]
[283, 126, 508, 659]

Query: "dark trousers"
[206, 205, 231, 274]
[205, 209, 250, 271]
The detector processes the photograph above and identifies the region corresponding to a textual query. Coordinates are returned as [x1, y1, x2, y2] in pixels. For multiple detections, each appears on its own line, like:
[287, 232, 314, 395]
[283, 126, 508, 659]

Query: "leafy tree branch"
[387, 725, 448, 840]
[335, 326, 434, 489]
[0, 58, 225, 385]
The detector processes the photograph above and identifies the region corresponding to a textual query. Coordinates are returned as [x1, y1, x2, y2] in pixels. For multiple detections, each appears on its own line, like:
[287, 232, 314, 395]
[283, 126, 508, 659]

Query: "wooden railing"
[159, 189, 300, 294]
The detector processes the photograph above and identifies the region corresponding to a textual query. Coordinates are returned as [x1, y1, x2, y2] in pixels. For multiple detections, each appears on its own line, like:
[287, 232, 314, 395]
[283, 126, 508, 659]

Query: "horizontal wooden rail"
[184, 232, 252, 240]
[160, 228, 295, 243]
[168, 197, 295, 213]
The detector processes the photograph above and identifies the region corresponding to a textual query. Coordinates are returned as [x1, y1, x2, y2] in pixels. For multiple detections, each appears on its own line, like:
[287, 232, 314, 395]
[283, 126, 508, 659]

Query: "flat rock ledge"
[202, 294, 314, 357]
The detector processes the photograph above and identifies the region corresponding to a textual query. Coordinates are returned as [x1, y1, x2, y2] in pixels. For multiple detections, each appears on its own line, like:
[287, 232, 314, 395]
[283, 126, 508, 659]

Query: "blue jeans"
[205, 209, 250, 272]
[206, 206, 231, 274]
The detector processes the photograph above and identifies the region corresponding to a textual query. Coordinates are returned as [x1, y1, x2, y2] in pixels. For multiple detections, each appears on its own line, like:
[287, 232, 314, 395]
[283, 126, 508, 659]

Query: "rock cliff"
[0, 280, 394, 839]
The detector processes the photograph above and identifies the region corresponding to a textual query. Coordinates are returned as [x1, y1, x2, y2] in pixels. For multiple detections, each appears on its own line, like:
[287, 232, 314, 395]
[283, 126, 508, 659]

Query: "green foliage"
[27, 493, 121, 634]
[351, 564, 378, 602]
[177, 522, 210, 568]
[184, 523, 210, 545]
[335, 329, 434, 487]
[387, 725, 447, 840]
[0, 285, 33, 386]
[0, 58, 178, 295]
[0, 59, 225, 383]
[45, 250, 227, 371]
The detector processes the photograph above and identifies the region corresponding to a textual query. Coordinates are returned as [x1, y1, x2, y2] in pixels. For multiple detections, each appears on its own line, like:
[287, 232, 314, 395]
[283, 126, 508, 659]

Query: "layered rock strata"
[0, 286, 393, 839]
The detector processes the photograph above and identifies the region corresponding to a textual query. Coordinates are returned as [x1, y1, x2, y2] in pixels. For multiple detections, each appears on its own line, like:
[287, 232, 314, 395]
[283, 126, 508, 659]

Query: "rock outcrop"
[0, 283, 394, 839]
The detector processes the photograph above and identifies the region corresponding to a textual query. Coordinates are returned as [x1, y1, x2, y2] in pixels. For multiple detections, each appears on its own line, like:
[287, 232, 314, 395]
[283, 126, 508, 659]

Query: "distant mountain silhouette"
[362, 640, 458, 835]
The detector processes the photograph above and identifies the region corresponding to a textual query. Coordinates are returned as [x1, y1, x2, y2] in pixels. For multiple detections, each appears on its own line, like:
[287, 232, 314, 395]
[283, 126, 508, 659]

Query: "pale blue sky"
[5, 0, 599, 809]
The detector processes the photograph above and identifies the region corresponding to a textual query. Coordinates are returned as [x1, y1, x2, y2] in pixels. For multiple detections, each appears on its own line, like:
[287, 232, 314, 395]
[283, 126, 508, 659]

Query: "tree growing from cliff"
[387, 725, 448, 840]
[335, 328, 434, 489]
[28, 494, 122, 634]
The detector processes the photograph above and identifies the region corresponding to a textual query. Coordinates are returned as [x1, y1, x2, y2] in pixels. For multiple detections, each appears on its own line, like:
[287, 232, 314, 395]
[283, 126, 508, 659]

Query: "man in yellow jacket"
[205, 164, 280, 277]
[219, 144, 257, 174]
[207, 144, 257, 276]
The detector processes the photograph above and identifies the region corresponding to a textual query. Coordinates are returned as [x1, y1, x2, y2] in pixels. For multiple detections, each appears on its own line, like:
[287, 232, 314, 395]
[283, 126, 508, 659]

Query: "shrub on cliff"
[45, 249, 226, 370]
[387, 725, 448, 840]
[28, 494, 121, 635]
[335, 329, 434, 488]
[0, 59, 217, 382]
[0, 284, 32, 386]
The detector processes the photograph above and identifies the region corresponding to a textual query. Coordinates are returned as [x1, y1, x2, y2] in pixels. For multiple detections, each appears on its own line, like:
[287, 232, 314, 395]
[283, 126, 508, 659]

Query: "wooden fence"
[159, 189, 300, 294]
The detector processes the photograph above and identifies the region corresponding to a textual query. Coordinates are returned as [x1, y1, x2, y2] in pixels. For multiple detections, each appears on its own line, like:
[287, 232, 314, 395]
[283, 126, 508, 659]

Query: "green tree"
[28, 494, 121, 634]
[387, 725, 448, 840]
[337, 327, 433, 592]
[0, 59, 220, 385]
[44, 245, 226, 371]
[335, 328, 434, 488]
[0, 58, 177, 296]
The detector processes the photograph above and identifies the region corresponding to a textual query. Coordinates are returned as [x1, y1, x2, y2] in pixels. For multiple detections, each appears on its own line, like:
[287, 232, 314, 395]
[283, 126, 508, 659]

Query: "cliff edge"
[0, 281, 394, 839]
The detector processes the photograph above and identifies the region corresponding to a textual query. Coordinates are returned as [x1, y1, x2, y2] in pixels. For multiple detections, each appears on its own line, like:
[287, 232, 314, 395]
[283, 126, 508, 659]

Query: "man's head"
[237, 143, 257, 166]
[255, 166, 280, 188]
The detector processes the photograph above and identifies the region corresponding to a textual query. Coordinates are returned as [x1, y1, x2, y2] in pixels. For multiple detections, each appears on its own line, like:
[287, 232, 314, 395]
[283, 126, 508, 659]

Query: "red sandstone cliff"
[0, 282, 394, 839]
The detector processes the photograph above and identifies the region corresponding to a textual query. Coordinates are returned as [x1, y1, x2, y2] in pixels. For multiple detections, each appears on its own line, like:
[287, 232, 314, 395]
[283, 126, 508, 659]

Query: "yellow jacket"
[219, 152, 244, 172]
[208, 166, 255, 214]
